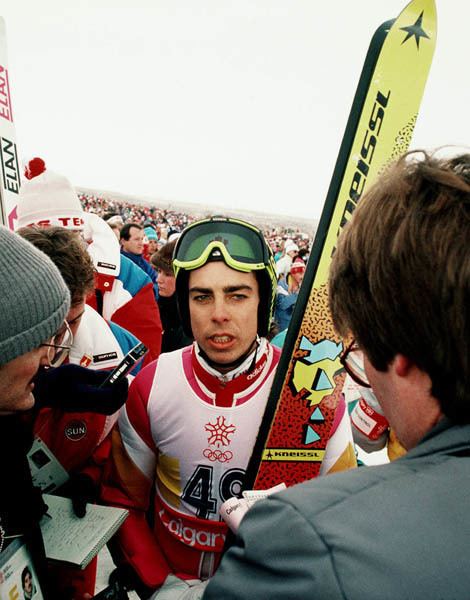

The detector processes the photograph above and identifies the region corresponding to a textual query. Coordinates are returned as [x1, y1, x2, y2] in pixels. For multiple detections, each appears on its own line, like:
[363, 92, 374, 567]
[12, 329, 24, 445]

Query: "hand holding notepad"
[40, 495, 128, 569]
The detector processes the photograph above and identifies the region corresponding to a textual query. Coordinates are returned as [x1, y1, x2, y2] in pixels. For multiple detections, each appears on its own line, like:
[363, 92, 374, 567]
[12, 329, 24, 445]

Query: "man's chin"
[200, 348, 238, 370]
[206, 350, 237, 364]
[16, 391, 36, 413]
[202, 348, 255, 374]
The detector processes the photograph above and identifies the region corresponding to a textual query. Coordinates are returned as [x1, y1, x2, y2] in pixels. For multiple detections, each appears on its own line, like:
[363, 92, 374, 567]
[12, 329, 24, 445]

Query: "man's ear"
[393, 354, 414, 378]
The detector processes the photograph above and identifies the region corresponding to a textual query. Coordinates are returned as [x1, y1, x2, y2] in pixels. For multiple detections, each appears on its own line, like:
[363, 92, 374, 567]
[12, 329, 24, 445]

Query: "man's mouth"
[210, 335, 233, 343]
[206, 334, 237, 351]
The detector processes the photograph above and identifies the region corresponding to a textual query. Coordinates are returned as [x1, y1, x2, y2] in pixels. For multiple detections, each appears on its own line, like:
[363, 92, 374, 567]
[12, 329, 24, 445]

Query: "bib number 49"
[182, 466, 245, 519]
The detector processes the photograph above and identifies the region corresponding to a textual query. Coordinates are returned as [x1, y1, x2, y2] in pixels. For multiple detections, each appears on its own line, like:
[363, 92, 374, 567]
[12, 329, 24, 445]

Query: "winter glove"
[33, 364, 129, 415]
[58, 472, 97, 518]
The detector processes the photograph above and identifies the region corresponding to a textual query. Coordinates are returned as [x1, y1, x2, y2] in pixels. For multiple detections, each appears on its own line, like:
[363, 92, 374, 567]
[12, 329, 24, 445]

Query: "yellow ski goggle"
[173, 217, 276, 280]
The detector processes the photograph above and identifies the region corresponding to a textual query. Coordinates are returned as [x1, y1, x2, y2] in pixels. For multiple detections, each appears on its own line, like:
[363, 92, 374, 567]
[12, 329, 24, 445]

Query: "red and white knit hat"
[290, 258, 306, 275]
[16, 158, 85, 231]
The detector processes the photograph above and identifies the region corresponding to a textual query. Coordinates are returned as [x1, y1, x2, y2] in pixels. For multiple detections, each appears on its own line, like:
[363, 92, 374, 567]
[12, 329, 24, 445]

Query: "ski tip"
[397, 0, 437, 47]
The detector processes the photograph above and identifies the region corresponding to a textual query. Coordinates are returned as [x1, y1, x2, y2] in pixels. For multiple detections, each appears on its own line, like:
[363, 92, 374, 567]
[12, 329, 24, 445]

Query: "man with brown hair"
[18, 226, 95, 338]
[202, 151, 470, 600]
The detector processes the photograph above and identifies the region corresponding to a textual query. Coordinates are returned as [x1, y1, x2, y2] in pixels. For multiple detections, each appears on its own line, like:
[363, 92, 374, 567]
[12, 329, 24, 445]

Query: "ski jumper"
[101, 339, 279, 589]
[101, 339, 355, 591]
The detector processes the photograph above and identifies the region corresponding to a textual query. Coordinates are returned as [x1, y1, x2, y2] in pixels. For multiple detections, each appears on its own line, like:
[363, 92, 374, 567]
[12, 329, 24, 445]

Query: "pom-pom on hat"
[0, 226, 70, 365]
[16, 158, 85, 231]
[24, 157, 46, 180]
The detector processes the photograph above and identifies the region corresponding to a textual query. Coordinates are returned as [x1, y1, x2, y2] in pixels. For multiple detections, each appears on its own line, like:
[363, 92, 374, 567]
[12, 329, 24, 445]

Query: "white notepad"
[40, 495, 128, 569]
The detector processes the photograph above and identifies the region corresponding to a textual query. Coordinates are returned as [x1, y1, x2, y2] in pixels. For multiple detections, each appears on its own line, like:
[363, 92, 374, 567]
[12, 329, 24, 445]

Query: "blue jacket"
[121, 250, 159, 300]
[275, 280, 298, 331]
[204, 419, 470, 600]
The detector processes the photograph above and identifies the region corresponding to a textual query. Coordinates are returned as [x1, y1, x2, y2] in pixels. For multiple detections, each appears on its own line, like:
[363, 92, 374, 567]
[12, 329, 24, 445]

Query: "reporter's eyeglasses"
[41, 320, 74, 367]
[340, 340, 371, 388]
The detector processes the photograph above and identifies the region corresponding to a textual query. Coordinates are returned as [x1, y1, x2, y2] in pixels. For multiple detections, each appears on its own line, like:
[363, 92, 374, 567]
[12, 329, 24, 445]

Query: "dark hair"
[103, 212, 120, 221]
[18, 226, 95, 306]
[120, 222, 142, 241]
[21, 565, 32, 585]
[329, 150, 470, 422]
[151, 239, 176, 274]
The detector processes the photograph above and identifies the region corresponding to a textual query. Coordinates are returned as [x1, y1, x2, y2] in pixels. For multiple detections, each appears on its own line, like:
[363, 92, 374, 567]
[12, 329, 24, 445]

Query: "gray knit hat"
[0, 226, 70, 365]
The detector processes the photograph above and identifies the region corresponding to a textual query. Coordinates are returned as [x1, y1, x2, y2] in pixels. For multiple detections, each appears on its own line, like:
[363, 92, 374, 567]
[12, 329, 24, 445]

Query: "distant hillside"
[77, 186, 318, 236]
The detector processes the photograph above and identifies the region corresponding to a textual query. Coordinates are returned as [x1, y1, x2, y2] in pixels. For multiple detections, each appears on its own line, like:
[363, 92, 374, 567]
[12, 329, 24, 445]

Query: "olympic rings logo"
[203, 448, 233, 463]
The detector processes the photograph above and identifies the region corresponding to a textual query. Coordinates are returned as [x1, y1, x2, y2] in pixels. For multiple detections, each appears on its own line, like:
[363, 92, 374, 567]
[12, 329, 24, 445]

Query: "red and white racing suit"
[101, 339, 356, 590]
[101, 339, 280, 588]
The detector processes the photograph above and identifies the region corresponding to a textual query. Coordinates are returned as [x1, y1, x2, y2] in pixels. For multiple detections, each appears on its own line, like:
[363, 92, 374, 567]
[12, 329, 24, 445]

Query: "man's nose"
[211, 297, 229, 322]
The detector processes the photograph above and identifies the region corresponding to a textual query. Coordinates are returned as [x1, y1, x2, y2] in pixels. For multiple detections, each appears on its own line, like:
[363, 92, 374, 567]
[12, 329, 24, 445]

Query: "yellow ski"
[245, 0, 437, 491]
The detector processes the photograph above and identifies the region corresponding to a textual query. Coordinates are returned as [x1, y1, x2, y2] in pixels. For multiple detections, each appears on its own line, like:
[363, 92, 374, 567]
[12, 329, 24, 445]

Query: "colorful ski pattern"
[245, 0, 437, 491]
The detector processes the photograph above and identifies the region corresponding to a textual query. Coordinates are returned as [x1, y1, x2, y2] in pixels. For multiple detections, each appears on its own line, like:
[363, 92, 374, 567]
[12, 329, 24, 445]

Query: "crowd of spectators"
[77, 192, 313, 257]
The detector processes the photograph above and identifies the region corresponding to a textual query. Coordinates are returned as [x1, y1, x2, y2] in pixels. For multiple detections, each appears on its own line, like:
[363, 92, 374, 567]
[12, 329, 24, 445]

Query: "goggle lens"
[175, 221, 268, 266]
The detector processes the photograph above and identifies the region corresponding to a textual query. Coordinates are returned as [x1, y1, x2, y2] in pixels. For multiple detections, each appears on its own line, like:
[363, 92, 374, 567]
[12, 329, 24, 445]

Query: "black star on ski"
[400, 11, 430, 49]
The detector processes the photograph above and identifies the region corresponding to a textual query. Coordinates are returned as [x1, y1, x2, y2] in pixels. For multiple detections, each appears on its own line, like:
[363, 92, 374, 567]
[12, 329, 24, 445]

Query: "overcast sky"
[2, 0, 468, 219]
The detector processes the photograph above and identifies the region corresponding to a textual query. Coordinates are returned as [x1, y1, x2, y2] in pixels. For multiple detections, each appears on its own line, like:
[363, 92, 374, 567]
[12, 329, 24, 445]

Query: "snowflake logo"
[205, 416, 236, 447]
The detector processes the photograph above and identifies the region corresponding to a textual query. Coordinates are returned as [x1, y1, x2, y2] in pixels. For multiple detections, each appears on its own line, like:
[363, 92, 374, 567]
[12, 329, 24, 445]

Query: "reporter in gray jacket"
[203, 150, 470, 600]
